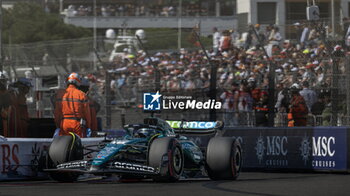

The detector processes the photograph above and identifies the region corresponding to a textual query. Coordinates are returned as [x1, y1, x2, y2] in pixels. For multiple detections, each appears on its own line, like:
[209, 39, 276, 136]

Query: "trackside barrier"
[1, 127, 349, 181]
[223, 127, 350, 172]
[0, 137, 104, 181]
[178, 127, 350, 172]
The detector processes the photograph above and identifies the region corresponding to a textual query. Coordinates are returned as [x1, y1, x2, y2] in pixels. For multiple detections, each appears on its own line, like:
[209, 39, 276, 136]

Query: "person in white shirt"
[212, 27, 221, 55]
[266, 26, 282, 57]
[269, 27, 282, 45]
[230, 29, 240, 48]
[300, 25, 309, 46]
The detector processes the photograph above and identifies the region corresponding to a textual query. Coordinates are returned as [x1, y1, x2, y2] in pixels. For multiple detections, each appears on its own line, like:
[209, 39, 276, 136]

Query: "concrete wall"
[341, 0, 350, 18]
[237, 0, 251, 24]
[64, 16, 238, 36]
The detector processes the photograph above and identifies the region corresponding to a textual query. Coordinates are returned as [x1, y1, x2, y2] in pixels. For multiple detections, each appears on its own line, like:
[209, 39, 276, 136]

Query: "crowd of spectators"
[84, 22, 348, 127]
[66, 4, 209, 17]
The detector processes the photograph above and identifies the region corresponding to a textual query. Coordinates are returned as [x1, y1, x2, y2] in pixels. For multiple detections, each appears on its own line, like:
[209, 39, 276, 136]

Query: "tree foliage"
[2, 2, 91, 44]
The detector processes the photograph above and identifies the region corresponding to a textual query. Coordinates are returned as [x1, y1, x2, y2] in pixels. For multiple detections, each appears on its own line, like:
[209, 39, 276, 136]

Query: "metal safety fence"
[2, 20, 350, 130]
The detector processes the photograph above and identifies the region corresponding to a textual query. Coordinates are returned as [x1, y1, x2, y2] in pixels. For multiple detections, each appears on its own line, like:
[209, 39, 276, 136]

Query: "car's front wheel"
[206, 137, 242, 180]
[148, 137, 184, 182]
[48, 134, 83, 182]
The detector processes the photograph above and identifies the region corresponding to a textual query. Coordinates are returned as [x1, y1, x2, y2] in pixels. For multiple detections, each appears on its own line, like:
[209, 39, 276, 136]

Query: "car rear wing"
[166, 120, 223, 134]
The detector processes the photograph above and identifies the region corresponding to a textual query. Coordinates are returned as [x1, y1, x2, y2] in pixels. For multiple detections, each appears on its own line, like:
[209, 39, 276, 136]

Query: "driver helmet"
[134, 128, 155, 138]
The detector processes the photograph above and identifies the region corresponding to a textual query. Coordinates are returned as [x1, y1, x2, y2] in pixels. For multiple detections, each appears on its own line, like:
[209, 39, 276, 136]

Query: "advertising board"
[223, 127, 349, 172]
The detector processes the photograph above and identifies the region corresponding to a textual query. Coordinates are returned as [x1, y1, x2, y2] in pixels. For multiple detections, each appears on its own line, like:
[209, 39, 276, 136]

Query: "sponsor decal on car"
[112, 162, 156, 173]
[166, 121, 217, 129]
[57, 161, 87, 169]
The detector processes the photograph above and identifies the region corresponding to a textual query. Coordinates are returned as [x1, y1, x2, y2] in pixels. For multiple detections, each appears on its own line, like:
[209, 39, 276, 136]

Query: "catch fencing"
[2, 22, 350, 130]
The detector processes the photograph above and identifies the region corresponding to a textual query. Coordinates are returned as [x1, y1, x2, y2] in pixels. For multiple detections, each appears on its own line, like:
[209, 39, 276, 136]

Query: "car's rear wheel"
[48, 134, 83, 182]
[148, 137, 184, 182]
[206, 137, 242, 180]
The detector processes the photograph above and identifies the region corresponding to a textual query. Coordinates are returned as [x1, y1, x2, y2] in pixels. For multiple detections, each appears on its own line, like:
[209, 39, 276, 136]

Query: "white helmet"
[248, 77, 256, 83]
[105, 29, 116, 39]
[67, 72, 81, 86]
[290, 83, 300, 89]
[135, 29, 146, 39]
[0, 71, 9, 80]
[290, 83, 301, 94]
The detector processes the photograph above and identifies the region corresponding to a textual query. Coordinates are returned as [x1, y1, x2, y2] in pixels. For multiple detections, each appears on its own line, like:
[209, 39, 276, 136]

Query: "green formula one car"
[45, 117, 242, 182]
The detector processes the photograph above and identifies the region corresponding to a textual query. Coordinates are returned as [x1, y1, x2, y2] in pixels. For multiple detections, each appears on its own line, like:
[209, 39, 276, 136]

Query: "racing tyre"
[148, 137, 184, 182]
[206, 137, 242, 180]
[48, 134, 83, 182]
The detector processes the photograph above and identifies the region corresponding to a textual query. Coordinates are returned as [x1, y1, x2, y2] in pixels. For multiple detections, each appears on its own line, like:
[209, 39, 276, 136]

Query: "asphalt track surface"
[0, 172, 349, 196]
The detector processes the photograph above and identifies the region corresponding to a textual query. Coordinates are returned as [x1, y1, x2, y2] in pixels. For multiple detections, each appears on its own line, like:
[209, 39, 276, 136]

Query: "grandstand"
[60, 0, 237, 36]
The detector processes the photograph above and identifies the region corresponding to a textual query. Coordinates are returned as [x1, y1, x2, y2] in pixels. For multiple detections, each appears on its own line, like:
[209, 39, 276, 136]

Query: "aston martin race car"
[45, 118, 242, 182]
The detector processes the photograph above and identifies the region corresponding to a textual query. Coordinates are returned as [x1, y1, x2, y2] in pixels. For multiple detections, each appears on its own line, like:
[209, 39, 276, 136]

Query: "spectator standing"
[288, 84, 308, 127]
[118, 5, 125, 16]
[302, 63, 316, 85]
[67, 5, 77, 17]
[254, 24, 266, 48]
[275, 83, 289, 113]
[220, 82, 239, 127]
[311, 93, 325, 116]
[254, 92, 269, 127]
[244, 25, 254, 50]
[230, 29, 240, 48]
[117, 74, 126, 89]
[300, 24, 310, 47]
[7, 78, 32, 137]
[80, 78, 100, 135]
[299, 81, 317, 112]
[267, 26, 282, 57]
[237, 80, 253, 126]
[315, 66, 324, 87]
[275, 83, 290, 127]
[293, 22, 303, 45]
[212, 27, 221, 54]
[219, 30, 232, 52]
[264, 25, 273, 44]
[248, 78, 261, 107]
[308, 25, 318, 45]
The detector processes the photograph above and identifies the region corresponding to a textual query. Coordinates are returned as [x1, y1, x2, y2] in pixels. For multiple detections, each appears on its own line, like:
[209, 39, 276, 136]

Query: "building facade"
[237, 0, 350, 39]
